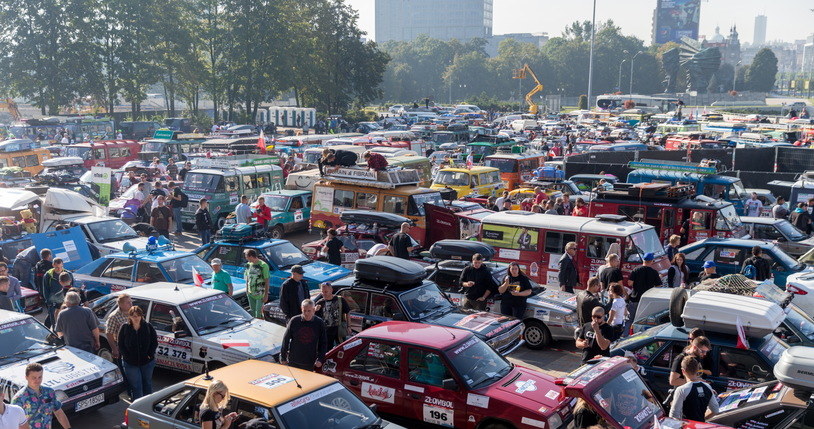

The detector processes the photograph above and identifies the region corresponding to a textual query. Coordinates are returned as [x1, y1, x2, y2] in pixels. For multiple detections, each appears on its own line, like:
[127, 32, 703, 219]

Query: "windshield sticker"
[766, 392, 778, 400]
[404, 384, 424, 393]
[250, 373, 294, 390]
[633, 406, 653, 423]
[514, 379, 537, 394]
[747, 386, 768, 402]
[622, 369, 638, 382]
[453, 314, 494, 332]
[343, 339, 362, 351]
[218, 247, 231, 255]
[466, 393, 489, 408]
[545, 389, 559, 400]
[453, 338, 478, 355]
[520, 417, 546, 428]
[0, 318, 34, 332]
[181, 295, 221, 309]
[423, 401, 454, 427]
[156, 336, 193, 371]
[728, 379, 752, 390]
[360, 382, 395, 404]
[277, 383, 344, 415]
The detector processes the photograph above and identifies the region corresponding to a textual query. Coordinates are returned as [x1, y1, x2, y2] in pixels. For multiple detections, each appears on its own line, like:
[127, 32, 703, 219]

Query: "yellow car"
[506, 187, 563, 210]
[431, 166, 505, 198]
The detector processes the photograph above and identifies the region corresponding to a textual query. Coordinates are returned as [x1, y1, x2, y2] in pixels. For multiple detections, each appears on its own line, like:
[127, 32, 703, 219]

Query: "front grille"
[489, 323, 524, 352]
[65, 378, 103, 398]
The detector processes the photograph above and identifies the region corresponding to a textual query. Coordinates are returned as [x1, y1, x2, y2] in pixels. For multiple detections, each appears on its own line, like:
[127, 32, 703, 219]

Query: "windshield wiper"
[356, 418, 383, 429]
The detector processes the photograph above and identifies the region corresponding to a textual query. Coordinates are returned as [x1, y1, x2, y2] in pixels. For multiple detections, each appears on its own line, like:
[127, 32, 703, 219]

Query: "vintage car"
[741, 216, 814, 258]
[249, 189, 312, 239]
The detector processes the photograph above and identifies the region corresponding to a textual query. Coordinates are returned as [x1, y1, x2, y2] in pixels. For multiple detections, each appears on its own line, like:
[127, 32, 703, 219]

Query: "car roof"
[106, 249, 194, 262]
[112, 282, 222, 303]
[260, 190, 310, 197]
[439, 166, 499, 173]
[740, 216, 781, 225]
[185, 360, 336, 408]
[212, 239, 288, 249]
[357, 321, 474, 350]
[682, 238, 779, 250]
[642, 323, 773, 344]
[0, 309, 34, 324]
[483, 211, 653, 235]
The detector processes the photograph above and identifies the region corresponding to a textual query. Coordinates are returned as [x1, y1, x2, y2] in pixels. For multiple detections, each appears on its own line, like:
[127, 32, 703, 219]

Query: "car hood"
[425, 310, 520, 339]
[479, 366, 564, 415]
[284, 261, 351, 283]
[0, 347, 118, 392]
[201, 319, 285, 356]
[528, 289, 578, 311]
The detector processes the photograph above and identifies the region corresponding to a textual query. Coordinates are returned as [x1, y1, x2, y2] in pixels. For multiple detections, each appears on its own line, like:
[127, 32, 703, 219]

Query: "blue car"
[680, 238, 807, 286]
[195, 238, 351, 300]
[74, 243, 247, 303]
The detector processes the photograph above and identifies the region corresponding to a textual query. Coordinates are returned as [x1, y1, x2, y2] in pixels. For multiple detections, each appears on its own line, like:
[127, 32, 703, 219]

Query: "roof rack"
[323, 167, 421, 189]
[628, 158, 720, 175]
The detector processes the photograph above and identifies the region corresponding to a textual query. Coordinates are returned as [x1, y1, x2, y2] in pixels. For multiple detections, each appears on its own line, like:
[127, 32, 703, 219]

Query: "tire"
[523, 319, 552, 350]
[216, 215, 228, 230]
[97, 342, 114, 363]
[669, 287, 689, 327]
[269, 225, 284, 240]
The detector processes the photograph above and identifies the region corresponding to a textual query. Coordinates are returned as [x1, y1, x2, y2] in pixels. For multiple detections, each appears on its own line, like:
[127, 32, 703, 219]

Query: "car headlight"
[55, 390, 68, 403]
[103, 369, 122, 385]
[548, 413, 563, 428]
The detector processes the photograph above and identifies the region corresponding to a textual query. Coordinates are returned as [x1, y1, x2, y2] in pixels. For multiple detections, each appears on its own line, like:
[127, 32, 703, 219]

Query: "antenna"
[284, 364, 303, 389]
[203, 359, 213, 380]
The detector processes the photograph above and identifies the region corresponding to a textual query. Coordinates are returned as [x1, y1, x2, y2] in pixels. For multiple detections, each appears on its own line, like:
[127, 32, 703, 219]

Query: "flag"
[736, 316, 750, 350]
[653, 415, 662, 429]
[192, 267, 204, 287]
[257, 130, 266, 154]
[221, 341, 250, 349]
[466, 153, 474, 168]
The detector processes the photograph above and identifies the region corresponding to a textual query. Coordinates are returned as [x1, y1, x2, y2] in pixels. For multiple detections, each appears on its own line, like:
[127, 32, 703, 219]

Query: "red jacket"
[366, 153, 389, 171]
[254, 204, 272, 225]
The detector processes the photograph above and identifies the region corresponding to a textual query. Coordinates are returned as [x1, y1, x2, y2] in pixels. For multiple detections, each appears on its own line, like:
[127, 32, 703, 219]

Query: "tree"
[578, 95, 587, 110]
[747, 48, 779, 92]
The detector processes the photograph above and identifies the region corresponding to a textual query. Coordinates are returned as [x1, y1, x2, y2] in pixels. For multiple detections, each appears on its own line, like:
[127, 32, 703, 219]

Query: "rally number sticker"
[423, 404, 454, 427]
[294, 210, 304, 222]
[156, 336, 193, 371]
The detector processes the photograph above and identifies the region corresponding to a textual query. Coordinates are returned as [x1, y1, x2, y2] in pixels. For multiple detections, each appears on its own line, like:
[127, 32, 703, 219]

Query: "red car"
[20, 286, 43, 314]
[321, 321, 573, 429]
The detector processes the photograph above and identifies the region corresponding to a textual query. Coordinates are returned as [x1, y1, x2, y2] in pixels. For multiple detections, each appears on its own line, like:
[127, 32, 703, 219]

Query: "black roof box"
[429, 240, 495, 261]
[354, 256, 427, 286]
[340, 210, 412, 230]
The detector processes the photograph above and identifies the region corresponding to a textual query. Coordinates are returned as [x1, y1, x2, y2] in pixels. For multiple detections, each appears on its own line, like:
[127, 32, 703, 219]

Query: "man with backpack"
[167, 182, 188, 236]
[33, 249, 53, 299]
[742, 245, 771, 281]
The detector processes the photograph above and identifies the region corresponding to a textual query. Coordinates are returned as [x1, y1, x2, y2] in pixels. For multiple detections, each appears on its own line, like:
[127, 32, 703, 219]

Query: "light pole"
[629, 50, 643, 96]
[586, 0, 597, 110]
[733, 60, 742, 92]
[617, 50, 628, 92]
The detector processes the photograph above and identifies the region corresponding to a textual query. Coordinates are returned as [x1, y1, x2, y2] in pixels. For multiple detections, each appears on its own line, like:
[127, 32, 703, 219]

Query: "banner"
[91, 166, 113, 205]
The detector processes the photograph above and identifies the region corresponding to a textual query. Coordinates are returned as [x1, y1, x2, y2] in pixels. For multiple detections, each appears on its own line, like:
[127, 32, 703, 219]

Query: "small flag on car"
[736, 316, 750, 350]
[192, 267, 204, 287]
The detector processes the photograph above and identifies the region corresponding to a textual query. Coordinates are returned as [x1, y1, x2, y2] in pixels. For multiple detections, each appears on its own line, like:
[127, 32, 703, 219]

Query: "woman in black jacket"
[118, 305, 158, 400]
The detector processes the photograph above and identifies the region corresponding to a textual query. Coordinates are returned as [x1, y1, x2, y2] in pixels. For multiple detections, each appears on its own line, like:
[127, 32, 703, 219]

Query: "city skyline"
[347, 0, 811, 45]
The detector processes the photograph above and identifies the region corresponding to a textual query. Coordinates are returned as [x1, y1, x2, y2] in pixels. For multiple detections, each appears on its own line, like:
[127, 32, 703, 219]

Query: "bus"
[484, 152, 546, 190]
[9, 117, 115, 142]
[430, 129, 469, 146]
[481, 211, 669, 288]
[595, 94, 679, 114]
[466, 137, 517, 162]
[0, 139, 51, 175]
[430, 166, 504, 199]
[140, 130, 206, 164]
[63, 140, 141, 169]
[181, 165, 284, 227]
[201, 136, 261, 155]
[655, 122, 702, 135]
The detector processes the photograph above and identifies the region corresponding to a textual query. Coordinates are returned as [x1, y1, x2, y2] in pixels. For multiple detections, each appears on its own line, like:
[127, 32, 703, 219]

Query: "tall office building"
[375, 0, 493, 43]
[753, 15, 767, 46]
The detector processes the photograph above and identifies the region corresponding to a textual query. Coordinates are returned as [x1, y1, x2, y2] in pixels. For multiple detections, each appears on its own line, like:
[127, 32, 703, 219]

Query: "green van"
[385, 155, 432, 187]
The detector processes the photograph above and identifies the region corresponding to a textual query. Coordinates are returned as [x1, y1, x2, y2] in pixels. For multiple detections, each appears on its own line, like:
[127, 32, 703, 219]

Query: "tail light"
[787, 284, 808, 295]
[123, 409, 128, 428]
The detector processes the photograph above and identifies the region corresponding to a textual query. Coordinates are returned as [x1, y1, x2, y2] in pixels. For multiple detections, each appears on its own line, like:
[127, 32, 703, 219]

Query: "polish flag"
[736, 316, 750, 350]
[466, 153, 474, 168]
[257, 130, 266, 154]
[192, 267, 204, 287]
[221, 341, 250, 349]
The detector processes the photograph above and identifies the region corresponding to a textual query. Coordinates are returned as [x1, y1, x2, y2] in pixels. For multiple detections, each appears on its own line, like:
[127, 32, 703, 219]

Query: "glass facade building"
[375, 0, 493, 43]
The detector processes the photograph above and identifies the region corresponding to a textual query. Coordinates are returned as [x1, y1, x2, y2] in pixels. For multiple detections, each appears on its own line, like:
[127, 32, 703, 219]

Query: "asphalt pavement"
[60, 229, 583, 428]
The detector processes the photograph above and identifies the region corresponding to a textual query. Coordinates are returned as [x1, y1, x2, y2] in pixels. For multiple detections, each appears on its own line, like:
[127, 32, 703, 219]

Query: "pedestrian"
[698, 261, 720, 282]
[558, 194, 572, 215]
[151, 157, 167, 176]
[664, 234, 681, 262]
[669, 336, 712, 387]
[576, 277, 603, 326]
[150, 195, 173, 238]
[280, 299, 328, 371]
[119, 171, 138, 194]
[210, 259, 233, 296]
[0, 277, 14, 312]
[388, 222, 416, 259]
[363, 151, 388, 171]
[105, 294, 133, 397]
[745, 192, 763, 217]
[243, 249, 270, 319]
[459, 253, 495, 311]
[597, 253, 623, 292]
[195, 198, 212, 245]
[557, 242, 579, 293]
[627, 253, 662, 332]
[321, 229, 345, 266]
[533, 186, 547, 205]
[606, 283, 627, 340]
[485, 196, 499, 211]
[55, 291, 100, 354]
[12, 363, 71, 429]
[501, 200, 512, 211]
[790, 202, 812, 233]
[168, 181, 187, 236]
[0, 386, 28, 429]
[118, 305, 158, 400]
[43, 258, 70, 329]
[773, 196, 790, 219]
[279, 265, 309, 321]
[667, 252, 690, 288]
[178, 161, 192, 181]
[669, 356, 719, 421]
[575, 306, 613, 363]
[544, 200, 558, 215]
[33, 249, 52, 299]
[234, 195, 252, 224]
[252, 197, 272, 232]
[742, 245, 771, 281]
[571, 198, 587, 216]
[497, 262, 532, 318]
[166, 158, 178, 180]
[495, 191, 509, 210]
[199, 380, 239, 429]
[150, 181, 167, 211]
[0, 263, 22, 312]
[315, 282, 350, 348]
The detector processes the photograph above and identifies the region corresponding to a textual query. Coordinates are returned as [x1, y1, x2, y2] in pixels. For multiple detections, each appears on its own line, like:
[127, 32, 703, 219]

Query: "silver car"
[742, 216, 814, 258]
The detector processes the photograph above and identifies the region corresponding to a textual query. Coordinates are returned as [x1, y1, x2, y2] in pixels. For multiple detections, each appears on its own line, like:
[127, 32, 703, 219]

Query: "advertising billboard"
[654, 0, 700, 44]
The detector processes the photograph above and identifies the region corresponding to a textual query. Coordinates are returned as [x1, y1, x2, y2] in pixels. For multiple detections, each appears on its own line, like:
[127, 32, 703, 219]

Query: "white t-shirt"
[0, 403, 28, 429]
[610, 297, 626, 325]
[367, 243, 388, 256]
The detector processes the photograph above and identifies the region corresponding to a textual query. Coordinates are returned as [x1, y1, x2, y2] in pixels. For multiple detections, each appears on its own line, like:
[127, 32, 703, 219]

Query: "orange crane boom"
[0, 98, 21, 121]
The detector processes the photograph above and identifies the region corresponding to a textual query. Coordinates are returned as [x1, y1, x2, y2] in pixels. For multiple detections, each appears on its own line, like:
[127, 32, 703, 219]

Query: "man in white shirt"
[234, 195, 252, 224]
[151, 157, 167, 175]
[0, 387, 28, 429]
[745, 192, 763, 217]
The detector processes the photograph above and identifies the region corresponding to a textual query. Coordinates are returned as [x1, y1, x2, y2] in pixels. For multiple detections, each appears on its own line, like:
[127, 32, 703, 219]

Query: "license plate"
[75, 393, 105, 411]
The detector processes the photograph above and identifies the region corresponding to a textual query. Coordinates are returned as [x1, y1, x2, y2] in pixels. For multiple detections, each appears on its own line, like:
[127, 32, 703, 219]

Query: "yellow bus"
[0, 139, 51, 175]
[430, 166, 504, 199]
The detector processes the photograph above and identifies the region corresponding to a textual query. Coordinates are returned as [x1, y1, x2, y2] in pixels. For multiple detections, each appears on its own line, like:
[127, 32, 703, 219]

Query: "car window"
[690, 211, 711, 230]
[175, 388, 209, 424]
[154, 387, 194, 417]
[101, 259, 135, 280]
[234, 399, 276, 426]
[630, 340, 667, 365]
[93, 297, 118, 319]
[717, 347, 772, 382]
[340, 290, 368, 313]
[90, 259, 113, 277]
[333, 189, 355, 208]
[544, 231, 576, 254]
[135, 262, 164, 283]
[209, 245, 243, 266]
[652, 341, 686, 368]
[684, 246, 708, 260]
[370, 294, 402, 319]
[586, 235, 617, 259]
[432, 271, 461, 291]
[355, 192, 377, 210]
[752, 224, 783, 240]
[150, 302, 185, 333]
[714, 247, 745, 266]
[349, 341, 401, 379]
[382, 195, 406, 215]
[408, 348, 452, 388]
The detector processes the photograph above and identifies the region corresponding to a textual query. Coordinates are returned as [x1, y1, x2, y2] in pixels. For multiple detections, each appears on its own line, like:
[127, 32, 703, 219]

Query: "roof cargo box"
[339, 210, 412, 230]
[428, 240, 495, 261]
[354, 256, 426, 286]
[775, 347, 814, 393]
[681, 291, 784, 338]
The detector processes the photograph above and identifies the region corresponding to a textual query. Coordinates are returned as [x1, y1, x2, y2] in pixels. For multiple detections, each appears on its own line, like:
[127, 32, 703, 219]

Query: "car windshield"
[714, 205, 744, 234]
[446, 337, 512, 388]
[628, 230, 665, 258]
[277, 383, 379, 429]
[264, 194, 290, 212]
[399, 284, 455, 319]
[64, 147, 91, 160]
[591, 369, 663, 429]
[759, 335, 787, 364]
[142, 141, 165, 153]
[784, 306, 814, 342]
[86, 219, 139, 243]
[484, 158, 517, 173]
[777, 220, 808, 242]
[181, 294, 252, 335]
[303, 152, 321, 164]
[161, 255, 214, 283]
[434, 171, 470, 186]
[409, 192, 444, 216]
[184, 172, 223, 193]
[268, 242, 310, 269]
[433, 133, 455, 143]
[0, 318, 60, 360]
[730, 180, 748, 200]
[468, 145, 493, 156]
[770, 245, 804, 271]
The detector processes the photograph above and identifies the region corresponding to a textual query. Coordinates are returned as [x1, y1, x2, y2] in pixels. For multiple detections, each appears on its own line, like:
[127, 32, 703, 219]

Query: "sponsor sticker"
[545, 389, 559, 400]
[404, 384, 424, 393]
[521, 417, 546, 428]
[322, 359, 337, 373]
[499, 249, 521, 260]
[250, 373, 294, 390]
[466, 393, 489, 408]
[155, 336, 193, 372]
[343, 339, 362, 351]
[514, 379, 537, 394]
[277, 383, 344, 415]
[361, 382, 395, 404]
[423, 398, 454, 427]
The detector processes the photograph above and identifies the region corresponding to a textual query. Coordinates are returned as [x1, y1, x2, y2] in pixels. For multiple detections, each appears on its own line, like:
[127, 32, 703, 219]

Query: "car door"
[290, 195, 309, 230]
[172, 387, 207, 428]
[705, 246, 746, 276]
[338, 289, 369, 334]
[637, 339, 685, 399]
[148, 301, 196, 373]
[344, 339, 404, 415]
[709, 345, 774, 392]
[93, 258, 136, 294]
[404, 346, 466, 428]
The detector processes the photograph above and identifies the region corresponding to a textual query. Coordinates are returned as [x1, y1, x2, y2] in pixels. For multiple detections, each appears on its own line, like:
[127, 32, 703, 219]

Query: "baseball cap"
[291, 265, 305, 274]
[703, 260, 716, 269]
[642, 252, 655, 261]
[211, 258, 222, 266]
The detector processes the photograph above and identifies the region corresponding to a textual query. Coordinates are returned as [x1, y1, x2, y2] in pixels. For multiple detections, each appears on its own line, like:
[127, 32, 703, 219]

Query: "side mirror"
[369, 403, 378, 413]
[442, 378, 458, 391]
[392, 312, 405, 321]
[776, 237, 787, 242]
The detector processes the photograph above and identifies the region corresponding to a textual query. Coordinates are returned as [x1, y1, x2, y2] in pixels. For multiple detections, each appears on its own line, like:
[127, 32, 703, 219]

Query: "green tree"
[578, 94, 587, 109]
[746, 48, 779, 92]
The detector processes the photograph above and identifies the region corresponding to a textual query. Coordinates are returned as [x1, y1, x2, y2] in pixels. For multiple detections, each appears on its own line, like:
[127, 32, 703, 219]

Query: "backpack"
[742, 264, 757, 279]
[177, 189, 189, 208]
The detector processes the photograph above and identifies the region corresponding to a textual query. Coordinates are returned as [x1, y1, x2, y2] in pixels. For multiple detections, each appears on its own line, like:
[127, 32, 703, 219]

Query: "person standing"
[12, 363, 71, 429]
[315, 282, 350, 348]
[195, 198, 213, 245]
[497, 262, 532, 318]
[243, 249, 270, 319]
[178, 161, 192, 182]
[321, 229, 345, 266]
[790, 202, 812, 233]
[55, 291, 100, 354]
[773, 196, 790, 219]
[106, 294, 133, 397]
[576, 277, 603, 326]
[150, 182, 167, 211]
[33, 249, 52, 300]
[495, 191, 509, 210]
[698, 261, 720, 282]
[571, 198, 587, 216]
[575, 306, 614, 363]
[388, 222, 416, 259]
[166, 158, 179, 180]
[167, 182, 187, 236]
[606, 283, 628, 340]
[669, 336, 712, 387]
[664, 234, 681, 263]
[150, 195, 173, 238]
[597, 253, 624, 292]
[0, 387, 28, 429]
[151, 158, 167, 176]
[0, 277, 15, 311]
[669, 356, 719, 422]
[0, 263, 22, 312]
[279, 265, 309, 321]
[558, 194, 572, 215]
[745, 192, 763, 217]
[210, 259, 233, 296]
[43, 258, 70, 329]
[280, 299, 328, 371]
[234, 195, 252, 224]
[668, 253, 690, 288]
[627, 253, 661, 329]
[742, 245, 772, 281]
[558, 242, 579, 293]
[118, 306, 158, 400]
[199, 381, 239, 429]
[459, 253, 495, 311]
[544, 200, 558, 215]
[253, 197, 272, 231]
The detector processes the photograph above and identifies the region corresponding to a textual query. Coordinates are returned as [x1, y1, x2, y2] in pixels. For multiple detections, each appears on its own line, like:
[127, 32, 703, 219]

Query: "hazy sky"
[347, 0, 813, 45]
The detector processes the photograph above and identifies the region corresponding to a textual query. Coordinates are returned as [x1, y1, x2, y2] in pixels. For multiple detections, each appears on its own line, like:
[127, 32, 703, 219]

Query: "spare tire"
[669, 287, 689, 327]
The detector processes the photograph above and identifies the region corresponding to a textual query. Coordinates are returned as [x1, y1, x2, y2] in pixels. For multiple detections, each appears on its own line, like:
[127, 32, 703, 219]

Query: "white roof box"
[775, 346, 814, 392]
[681, 291, 784, 338]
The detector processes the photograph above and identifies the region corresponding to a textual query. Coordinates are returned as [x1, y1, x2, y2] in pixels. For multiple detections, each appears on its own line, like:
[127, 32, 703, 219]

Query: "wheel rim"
[525, 325, 543, 346]
[98, 348, 113, 363]
[271, 228, 282, 239]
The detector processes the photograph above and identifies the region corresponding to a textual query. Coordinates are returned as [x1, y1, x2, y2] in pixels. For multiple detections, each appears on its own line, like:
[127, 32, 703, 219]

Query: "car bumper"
[549, 322, 580, 341]
[63, 382, 124, 414]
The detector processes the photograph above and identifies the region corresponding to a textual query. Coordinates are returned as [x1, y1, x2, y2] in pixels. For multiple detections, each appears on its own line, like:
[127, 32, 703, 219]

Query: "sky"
[347, 0, 813, 45]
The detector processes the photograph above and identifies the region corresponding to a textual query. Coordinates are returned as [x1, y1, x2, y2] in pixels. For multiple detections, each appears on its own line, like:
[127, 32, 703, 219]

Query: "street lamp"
[629, 50, 643, 96]
[733, 60, 742, 91]
[586, 0, 597, 110]
[617, 50, 628, 92]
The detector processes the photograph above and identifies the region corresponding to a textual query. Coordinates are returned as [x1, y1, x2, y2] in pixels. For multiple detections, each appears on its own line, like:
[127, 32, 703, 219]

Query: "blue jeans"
[122, 359, 156, 400]
[172, 207, 183, 233]
[200, 229, 212, 245]
[45, 303, 58, 329]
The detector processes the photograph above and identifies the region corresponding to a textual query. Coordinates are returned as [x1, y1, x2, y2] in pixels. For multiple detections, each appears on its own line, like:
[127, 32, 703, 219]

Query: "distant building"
[485, 33, 549, 57]
[374, 0, 493, 43]
[702, 25, 741, 66]
[651, 0, 701, 44]
[753, 15, 767, 47]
